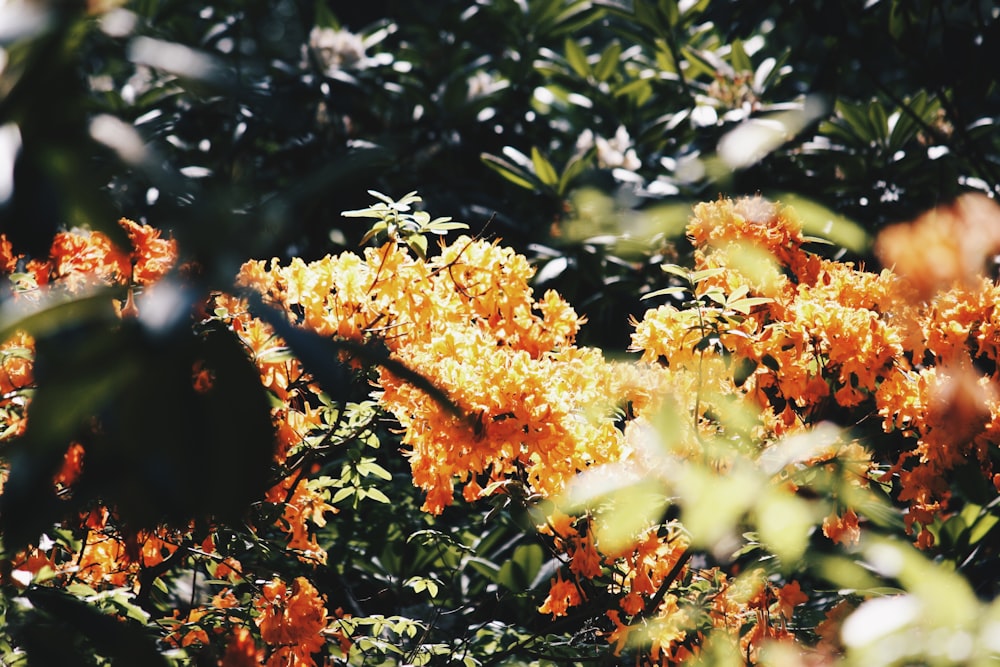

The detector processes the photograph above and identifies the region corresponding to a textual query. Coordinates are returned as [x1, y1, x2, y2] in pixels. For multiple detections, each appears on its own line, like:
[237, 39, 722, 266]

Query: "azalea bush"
[2, 1, 1000, 666]
[3, 192, 1000, 665]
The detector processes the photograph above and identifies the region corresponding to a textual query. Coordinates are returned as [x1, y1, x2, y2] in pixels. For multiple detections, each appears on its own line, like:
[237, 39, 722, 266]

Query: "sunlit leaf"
[776, 193, 870, 253]
[754, 486, 816, 565]
[481, 152, 540, 191]
[530, 146, 559, 187]
[564, 37, 591, 78]
[641, 285, 688, 300]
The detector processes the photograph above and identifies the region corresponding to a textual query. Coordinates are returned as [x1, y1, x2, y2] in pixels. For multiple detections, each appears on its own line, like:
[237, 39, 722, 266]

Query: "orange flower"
[53, 442, 85, 488]
[74, 530, 134, 588]
[461, 477, 483, 502]
[538, 574, 582, 618]
[255, 577, 327, 666]
[273, 480, 335, 564]
[212, 588, 240, 610]
[49, 228, 130, 290]
[169, 606, 210, 648]
[774, 580, 808, 620]
[192, 360, 215, 393]
[214, 557, 244, 582]
[875, 193, 1000, 301]
[6, 547, 56, 587]
[0, 331, 35, 397]
[136, 529, 180, 568]
[120, 218, 177, 284]
[605, 610, 632, 655]
[539, 510, 577, 539]
[0, 234, 18, 273]
[220, 626, 262, 667]
[567, 533, 602, 579]
[620, 591, 645, 616]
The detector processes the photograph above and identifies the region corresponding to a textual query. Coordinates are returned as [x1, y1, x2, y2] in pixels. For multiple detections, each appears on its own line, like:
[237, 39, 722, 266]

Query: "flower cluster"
[245, 214, 826, 660]
[635, 196, 1000, 552]
[238, 237, 666, 515]
[5, 193, 1000, 665]
[0, 220, 342, 665]
[0, 218, 176, 294]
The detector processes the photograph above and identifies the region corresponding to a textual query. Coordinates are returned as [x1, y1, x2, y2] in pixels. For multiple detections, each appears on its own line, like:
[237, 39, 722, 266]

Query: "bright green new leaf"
[530, 146, 559, 187]
[564, 37, 591, 78]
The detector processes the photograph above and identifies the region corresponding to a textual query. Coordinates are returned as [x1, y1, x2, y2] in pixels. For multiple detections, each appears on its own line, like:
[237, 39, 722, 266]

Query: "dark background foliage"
[4, 0, 997, 346]
[0, 1, 998, 664]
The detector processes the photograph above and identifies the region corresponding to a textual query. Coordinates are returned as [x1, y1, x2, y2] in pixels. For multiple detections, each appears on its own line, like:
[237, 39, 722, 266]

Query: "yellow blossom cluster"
[5, 193, 1000, 665]
[238, 237, 668, 514]
[632, 197, 1000, 552]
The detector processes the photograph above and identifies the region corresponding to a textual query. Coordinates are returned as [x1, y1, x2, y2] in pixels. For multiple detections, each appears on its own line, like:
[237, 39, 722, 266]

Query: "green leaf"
[701, 287, 727, 305]
[405, 233, 429, 260]
[659, 0, 680, 27]
[594, 40, 622, 81]
[754, 486, 817, 565]
[497, 544, 544, 591]
[964, 505, 1000, 546]
[761, 354, 781, 371]
[730, 39, 752, 73]
[836, 99, 876, 142]
[405, 576, 440, 599]
[365, 487, 391, 504]
[727, 296, 773, 315]
[331, 487, 355, 504]
[614, 74, 653, 98]
[255, 346, 295, 363]
[690, 267, 726, 283]
[395, 191, 422, 208]
[888, 0, 909, 40]
[425, 219, 469, 234]
[887, 91, 932, 152]
[530, 146, 559, 187]
[869, 101, 889, 143]
[682, 46, 731, 79]
[777, 193, 870, 253]
[358, 220, 389, 246]
[633, 0, 661, 31]
[548, 1, 600, 37]
[564, 37, 591, 78]
[727, 284, 750, 302]
[557, 147, 595, 195]
[342, 206, 388, 219]
[529, 0, 567, 29]
[732, 357, 757, 386]
[641, 285, 688, 300]
[24, 587, 170, 667]
[358, 459, 393, 481]
[660, 263, 692, 280]
[366, 189, 395, 205]
[481, 153, 540, 191]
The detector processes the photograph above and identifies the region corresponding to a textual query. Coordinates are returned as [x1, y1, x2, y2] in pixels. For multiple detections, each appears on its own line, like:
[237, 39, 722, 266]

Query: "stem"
[640, 549, 692, 620]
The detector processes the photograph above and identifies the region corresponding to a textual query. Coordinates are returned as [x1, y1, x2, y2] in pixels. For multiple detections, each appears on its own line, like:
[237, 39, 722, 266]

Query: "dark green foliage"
[0, 295, 276, 551]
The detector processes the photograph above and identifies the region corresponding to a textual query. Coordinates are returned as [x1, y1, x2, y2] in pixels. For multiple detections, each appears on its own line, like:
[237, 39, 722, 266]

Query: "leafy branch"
[343, 190, 469, 259]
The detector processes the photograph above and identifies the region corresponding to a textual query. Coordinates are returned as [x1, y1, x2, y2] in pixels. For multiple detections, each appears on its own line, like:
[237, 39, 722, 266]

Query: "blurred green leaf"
[730, 38, 751, 73]
[481, 152, 541, 191]
[564, 37, 591, 78]
[594, 40, 622, 81]
[531, 146, 559, 187]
